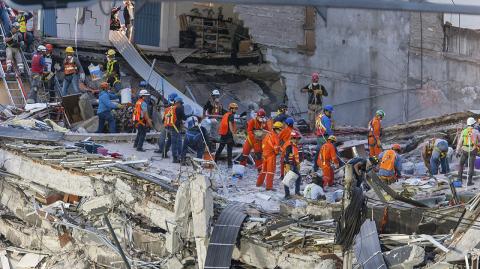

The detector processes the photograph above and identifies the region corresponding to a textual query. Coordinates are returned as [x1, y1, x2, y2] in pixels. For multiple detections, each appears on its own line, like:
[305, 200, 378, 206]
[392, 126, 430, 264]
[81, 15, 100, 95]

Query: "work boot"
[283, 195, 291, 200]
[467, 181, 474, 186]
[172, 158, 180, 163]
[136, 148, 145, 152]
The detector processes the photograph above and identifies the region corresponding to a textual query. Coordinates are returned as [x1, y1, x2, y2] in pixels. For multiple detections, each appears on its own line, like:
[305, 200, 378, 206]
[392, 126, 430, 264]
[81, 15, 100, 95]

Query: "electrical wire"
[335, 186, 368, 250]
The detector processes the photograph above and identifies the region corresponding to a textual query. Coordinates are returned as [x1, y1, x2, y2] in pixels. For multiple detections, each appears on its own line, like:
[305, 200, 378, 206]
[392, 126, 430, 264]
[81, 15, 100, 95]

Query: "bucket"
[282, 170, 299, 187]
[88, 64, 103, 81]
[120, 88, 132, 104]
[232, 164, 245, 177]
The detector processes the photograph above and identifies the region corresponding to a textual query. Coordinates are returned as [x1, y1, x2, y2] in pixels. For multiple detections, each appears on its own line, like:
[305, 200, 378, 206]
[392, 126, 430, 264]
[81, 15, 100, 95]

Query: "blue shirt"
[97, 90, 119, 114]
[378, 150, 403, 177]
[321, 115, 333, 136]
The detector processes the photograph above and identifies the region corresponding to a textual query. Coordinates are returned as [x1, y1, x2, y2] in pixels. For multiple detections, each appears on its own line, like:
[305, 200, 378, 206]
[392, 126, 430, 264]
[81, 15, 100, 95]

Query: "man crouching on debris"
[283, 130, 302, 199]
[422, 138, 449, 176]
[97, 82, 123, 133]
[378, 144, 402, 184]
[181, 116, 209, 164]
[133, 89, 153, 151]
[456, 117, 480, 186]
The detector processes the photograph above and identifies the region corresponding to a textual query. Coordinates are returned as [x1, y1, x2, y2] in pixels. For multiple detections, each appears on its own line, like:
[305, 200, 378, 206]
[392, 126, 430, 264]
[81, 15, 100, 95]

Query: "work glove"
[54, 63, 61, 71]
[79, 73, 86, 82]
[284, 164, 291, 173]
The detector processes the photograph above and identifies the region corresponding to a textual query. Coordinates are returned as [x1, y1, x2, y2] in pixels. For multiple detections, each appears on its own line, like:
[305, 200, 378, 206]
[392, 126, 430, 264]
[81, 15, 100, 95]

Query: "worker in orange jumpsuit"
[317, 135, 339, 187]
[257, 122, 284, 191]
[368, 109, 385, 157]
[278, 117, 295, 177]
[240, 108, 270, 172]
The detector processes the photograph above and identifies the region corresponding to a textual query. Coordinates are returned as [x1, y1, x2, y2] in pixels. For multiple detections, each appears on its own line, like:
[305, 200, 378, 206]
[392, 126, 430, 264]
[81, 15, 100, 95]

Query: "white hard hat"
[139, 89, 150, 96]
[211, 89, 220, 96]
[467, 117, 476, 126]
[37, 45, 46, 52]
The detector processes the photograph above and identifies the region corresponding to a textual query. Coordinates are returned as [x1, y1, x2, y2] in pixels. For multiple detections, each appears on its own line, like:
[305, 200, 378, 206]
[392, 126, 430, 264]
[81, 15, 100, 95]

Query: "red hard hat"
[392, 144, 401, 151]
[257, 108, 266, 117]
[45, 44, 53, 52]
[312, 72, 320, 82]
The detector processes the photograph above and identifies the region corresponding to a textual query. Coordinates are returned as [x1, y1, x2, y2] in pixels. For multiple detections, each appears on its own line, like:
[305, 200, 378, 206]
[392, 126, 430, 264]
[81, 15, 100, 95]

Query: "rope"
[335, 186, 367, 250]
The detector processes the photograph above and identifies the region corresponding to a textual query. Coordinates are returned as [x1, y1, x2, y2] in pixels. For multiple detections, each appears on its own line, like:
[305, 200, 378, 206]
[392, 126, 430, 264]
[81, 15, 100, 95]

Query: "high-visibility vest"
[64, 57, 78, 75]
[31, 53, 43, 74]
[462, 127, 477, 148]
[17, 15, 27, 33]
[315, 113, 327, 136]
[281, 141, 299, 165]
[380, 150, 397, 172]
[212, 103, 222, 116]
[132, 98, 145, 125]
[218, 112, 236, 136]
[164, 106, 176, 127]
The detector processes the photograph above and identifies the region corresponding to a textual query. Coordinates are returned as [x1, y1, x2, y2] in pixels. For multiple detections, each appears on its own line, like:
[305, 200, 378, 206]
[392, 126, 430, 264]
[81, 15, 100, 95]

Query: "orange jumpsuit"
[316, 141, 339, 187]
[257, 131, 280, 190]
[278, 125, 293, 177]
[241, 118, 270, 171]
[368, 115, 382, 157]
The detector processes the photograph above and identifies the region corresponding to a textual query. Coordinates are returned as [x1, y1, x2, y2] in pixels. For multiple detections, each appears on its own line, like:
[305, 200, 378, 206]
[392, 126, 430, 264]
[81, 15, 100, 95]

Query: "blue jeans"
[431, 156, 449, 175]
[171, 129, 183, 159]
[158, 127, 172, 155]
[62, 74, 80, 96]
[134, 124, 147, 150]
[181, 133, 205, 160]
[0, 7, 10, 34]
[97, 111, 116, 133]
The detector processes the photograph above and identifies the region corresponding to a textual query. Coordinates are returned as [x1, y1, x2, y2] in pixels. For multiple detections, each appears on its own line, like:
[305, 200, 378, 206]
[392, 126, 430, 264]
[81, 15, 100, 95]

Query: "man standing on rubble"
[257, 121, 284, 191]
[133, 90, 153, 152]
[203, 89, 225, 117]
[240, 108, 270, 172]
[104, 49, 121, 91]
[456, 117, 480, 186]
[378, 144, 402, 184]
[215, 103, 239, 168]
[62, 46, 85, 96]
[155, 93, 177, 157]
[27, 45, 47, 104]
[317, 135, 339, 187]
[301, 72, 328, 130]
[170, 97, 186, 163]
[181, 116, 209, 163]
[278, 117, 295, 178]
[97, 82, 123, 133]
[313, 105, 334, 172]
[368, 110, 385, 157]
[283, 130, 302, 199]
[43, 44, 58, 101]
[5, 22, 24, 73]
[422, 138, 449, 175]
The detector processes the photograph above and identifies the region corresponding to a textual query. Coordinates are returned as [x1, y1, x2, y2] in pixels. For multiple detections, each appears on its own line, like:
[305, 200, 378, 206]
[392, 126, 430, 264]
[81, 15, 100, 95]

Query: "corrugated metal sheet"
[204, 203, 247, 269]
[109, 31, 203, 115]
[134, 1, 161, 46]
[43, 9, 57, 37]
[354, 220, 387, 269]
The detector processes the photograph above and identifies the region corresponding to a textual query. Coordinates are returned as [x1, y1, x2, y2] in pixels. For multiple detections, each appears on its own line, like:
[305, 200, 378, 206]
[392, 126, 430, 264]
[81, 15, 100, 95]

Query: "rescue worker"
[123, 0, 134, 40]
[317, 135, 339, 187]
[5, 22, 24, 73]
[0, 1, 11, 34]
[257, 121, 284, 191]
[421, 138, 449, 175]
[347, 156, 379, 189]
[170, 97, 186, 163]
[133, 89, 153, 152]
[62, 46, 85, 96]
[155, 93, 178, 157]
[181, 116, 209, 163]
[283, 130, 302, 199]
[273, 104, 289, 123]
[203, 89, 225, 117]
[301, 72, 328, 129]
[27, 45, 47, 104]
[368, 110, 385, 157]
[110, 7, 122, 31]
[16, 11, 33, 52]
[43, 44, 58, 101]
[240, 108, 269, 172]
[378, 144, 403, 184]
[97, 82, 123, 133]
[456, 117, 480, 186]
[104, 49, 121, 91]
[313, 105, 334, 172]
[215, 103, 239, 168]
[278, 117, 295, 178]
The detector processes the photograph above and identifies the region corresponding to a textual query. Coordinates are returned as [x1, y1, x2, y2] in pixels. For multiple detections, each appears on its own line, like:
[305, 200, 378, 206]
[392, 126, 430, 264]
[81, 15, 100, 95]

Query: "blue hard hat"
[139, 81, 147, 87]
[168, 93, 178, 101]
[174, 96, 183, 103]
[324, 105, 334, 112]
[285, 117, 294, 126]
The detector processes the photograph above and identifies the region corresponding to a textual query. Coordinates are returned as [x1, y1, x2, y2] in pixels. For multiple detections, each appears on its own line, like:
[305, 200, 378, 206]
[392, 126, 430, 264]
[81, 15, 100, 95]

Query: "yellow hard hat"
[328, 135, 337, 142]
[229, 103, 239, 109]
[273, 121, 284, 129]
[65, 46, 74, 53]
[106, 49, 116, 56]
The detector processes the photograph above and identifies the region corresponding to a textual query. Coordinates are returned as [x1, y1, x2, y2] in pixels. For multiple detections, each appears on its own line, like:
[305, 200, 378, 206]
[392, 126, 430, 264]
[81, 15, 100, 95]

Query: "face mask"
[67, 55, 73, 59]
[214, 98, 220, 102]
[312, 82, 318, 86]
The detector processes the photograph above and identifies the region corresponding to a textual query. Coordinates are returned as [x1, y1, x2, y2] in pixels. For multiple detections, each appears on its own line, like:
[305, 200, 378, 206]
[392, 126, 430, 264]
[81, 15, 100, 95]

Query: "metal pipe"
[103, 214, 131, 269]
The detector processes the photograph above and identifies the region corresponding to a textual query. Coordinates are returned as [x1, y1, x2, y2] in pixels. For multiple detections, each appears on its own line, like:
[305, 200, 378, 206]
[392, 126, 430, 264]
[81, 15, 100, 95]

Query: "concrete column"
[159, 2, 171, 50]
[167, 179, 191, 254]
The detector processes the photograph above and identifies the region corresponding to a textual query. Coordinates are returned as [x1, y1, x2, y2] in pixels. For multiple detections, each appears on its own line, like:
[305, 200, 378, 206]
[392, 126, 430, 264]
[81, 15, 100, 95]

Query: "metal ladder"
[0, 23, 26, 107]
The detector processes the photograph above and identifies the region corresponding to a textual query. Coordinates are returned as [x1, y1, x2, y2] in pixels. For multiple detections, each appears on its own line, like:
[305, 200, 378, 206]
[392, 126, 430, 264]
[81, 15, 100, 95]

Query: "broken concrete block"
[165, 256, 183, 269]
[80, 195, 114, 215]
[384, 245, 425, 269]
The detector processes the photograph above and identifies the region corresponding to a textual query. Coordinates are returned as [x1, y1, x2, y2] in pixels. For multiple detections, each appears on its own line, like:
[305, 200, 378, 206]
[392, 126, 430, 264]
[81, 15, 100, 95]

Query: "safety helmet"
[37, 45, 46, 52]
[11, 22, 19, 28]
[291, 131, 301, 139]
[256, 108, 266, 118]
[174, 97, 183, 103]
[376, 109, 385, 118]
[278, 104, 288, 111]
[211, 89, 220, 96]
[229, 103, 239, 110]
[65, 46, 74, 53]
[285, 117, 294, 126]
[106, 49, 116, 56]
[324, 105, 334, 112]
[369, 156, 379, 165]
[273, 121, 284, 130]
[100, 82, 109, 89]
[467, 117, 476, 126]
[328, 135, 337, 142]
[45, 44, 53, 52]
[392, 144, 401, 151]
[168, 93, 178, 102]
[139, 81, 148, 87]
[312, 72, 320, 82]
[139, 89, 150, 96]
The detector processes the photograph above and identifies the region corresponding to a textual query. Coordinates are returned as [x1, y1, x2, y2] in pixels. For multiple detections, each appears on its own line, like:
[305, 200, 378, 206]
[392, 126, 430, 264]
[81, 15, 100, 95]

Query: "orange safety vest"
[379, 150, 397, 172]
[212, 103, 223, 116]
[282, 141, 300, 165]
[133, 98, 145, 125]
[247, 118, 269, 145]
[218, 112, 236, 136]
[164, 106, 176, 127]
[64, 57, 78, 75]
